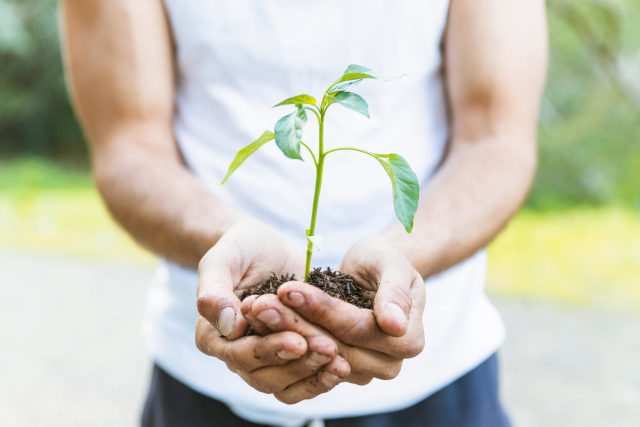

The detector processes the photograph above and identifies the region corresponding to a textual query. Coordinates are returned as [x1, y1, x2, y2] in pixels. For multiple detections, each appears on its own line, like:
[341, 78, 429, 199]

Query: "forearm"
[93, 125, 247, 268]
[61, 0, 247, 268]
[385, 132, 536, 278]
[385, 0, 546, 278]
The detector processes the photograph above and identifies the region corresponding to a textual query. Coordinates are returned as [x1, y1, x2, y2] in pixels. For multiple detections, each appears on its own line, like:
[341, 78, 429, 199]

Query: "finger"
[277, 282, 424, 359]
[195, 316, 308, 372]
[278, 281, 380, 344]
[232, 335, 337, 394]
[371, 266, 417, 338]
[241, 295, 272, 336]
[197, 242, 250, 340]
[341, 238, 419, 337]
[340, 346, 403, 380]
[274, 355, 351, 405]
[344, 372, 374, 386]
[248, 299, 340, 365]
[251, 294, 413, 373]
[252, 293, 325, 337]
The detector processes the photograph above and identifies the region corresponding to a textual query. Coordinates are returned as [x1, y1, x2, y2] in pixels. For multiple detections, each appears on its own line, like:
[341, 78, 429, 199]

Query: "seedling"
[222, 65, 420, 281]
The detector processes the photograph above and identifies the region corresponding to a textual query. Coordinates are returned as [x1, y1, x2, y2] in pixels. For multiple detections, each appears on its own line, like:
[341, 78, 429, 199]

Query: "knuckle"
[288, 361, 313, 379]
[195, 318, 207, 343]
[401, 336, 425, 359]
[255, 341, 283, 364]
[348, 373, 374, 386]
[222, 346, 251, 373]
[221, 345, 237, 367]
[310, 294, 335, 324]
[225, 361, 241, 374]
[303, 382, 328, 396]
[358, 375, 374, 386]
[247, 375, 276, 394]
[195, 335, 212, 356]
[339, 313, 375, 346]
[378, 361, 402, 380]
[195, 338, 208, 356]
[194, 318, 217, 356]
[274, 391, 300, 405]
[196, 292, 216, 320]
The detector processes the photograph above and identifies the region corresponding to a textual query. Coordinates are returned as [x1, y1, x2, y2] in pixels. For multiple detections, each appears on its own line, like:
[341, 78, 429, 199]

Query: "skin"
[384, 0, 548, 278]
[60, 0, 244, 268]
[195, 221, 424, 400]
[61, 0, 547, 406]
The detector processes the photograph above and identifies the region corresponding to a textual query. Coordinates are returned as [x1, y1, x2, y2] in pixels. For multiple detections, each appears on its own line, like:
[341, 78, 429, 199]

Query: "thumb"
[341, 236, 417, 337]
[196, 240, 249, 341]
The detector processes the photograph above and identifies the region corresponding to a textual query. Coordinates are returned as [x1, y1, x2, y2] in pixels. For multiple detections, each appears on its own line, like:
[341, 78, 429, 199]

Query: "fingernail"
[218, 307, 235, 337]
[306, 352, 332, 369]
[285, 292, 305, 307]
[277, 350, 301, 360]
[256, 309, 281, 327]
[385, 303, 408, 325]
[319, 371, 341, 387]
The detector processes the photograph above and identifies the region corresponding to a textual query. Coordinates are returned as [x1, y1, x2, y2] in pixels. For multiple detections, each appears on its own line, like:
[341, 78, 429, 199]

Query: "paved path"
[0, 250, 638, 427]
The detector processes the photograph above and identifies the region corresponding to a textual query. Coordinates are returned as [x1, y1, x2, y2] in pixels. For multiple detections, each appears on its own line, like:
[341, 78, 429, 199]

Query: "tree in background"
[536, 0, 640, 209]
[0, 0, 85, 161]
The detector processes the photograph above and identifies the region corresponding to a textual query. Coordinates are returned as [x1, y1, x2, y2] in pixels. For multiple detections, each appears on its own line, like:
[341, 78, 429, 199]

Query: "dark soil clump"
[240, 267, 373, 310]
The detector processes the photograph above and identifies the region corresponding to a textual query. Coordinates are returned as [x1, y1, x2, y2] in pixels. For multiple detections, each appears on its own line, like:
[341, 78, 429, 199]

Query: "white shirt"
[143, 1, 505, 425]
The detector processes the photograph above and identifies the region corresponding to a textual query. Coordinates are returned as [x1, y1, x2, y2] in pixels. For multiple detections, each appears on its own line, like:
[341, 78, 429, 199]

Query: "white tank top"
[144, 1, 505, 425]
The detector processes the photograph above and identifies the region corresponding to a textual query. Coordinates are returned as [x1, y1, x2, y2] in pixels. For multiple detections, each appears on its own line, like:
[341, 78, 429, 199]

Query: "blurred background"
[1, 0, 639, 426]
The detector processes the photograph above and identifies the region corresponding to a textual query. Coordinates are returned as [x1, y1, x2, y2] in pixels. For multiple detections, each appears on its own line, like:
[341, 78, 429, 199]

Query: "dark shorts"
[142, 353, 511, 427]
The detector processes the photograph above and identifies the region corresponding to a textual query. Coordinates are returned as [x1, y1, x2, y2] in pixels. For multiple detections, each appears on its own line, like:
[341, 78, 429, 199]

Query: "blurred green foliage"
[0, 0, 85, 161]
[0, 157, 92, 196]
[0, 0, 639, 208]
[535, 0, 640, 209]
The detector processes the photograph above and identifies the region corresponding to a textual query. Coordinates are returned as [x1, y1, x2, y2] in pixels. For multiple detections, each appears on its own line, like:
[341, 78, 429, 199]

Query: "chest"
[163, 0, 450, 96]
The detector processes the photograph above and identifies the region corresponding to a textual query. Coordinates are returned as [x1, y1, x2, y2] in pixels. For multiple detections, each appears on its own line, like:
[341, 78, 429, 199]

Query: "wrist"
[187, 207, 253, 264]
[383, 223, 449, 279]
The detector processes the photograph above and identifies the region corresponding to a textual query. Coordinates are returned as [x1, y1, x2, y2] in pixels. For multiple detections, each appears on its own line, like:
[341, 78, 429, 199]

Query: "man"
[61, 0, 547, 426]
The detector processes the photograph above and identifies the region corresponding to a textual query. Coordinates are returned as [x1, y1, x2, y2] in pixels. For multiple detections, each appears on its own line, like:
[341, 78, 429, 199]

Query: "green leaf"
[375, 154, 420, 233]
[307, 234, 325, 251]
[326, 91, 369, 118]
[331, 64, 407, 89]
[329, 80, 362, 93]
[274, 105, 307, 160]
[221, 130, 275, 184]
[273, 94, 317, 108]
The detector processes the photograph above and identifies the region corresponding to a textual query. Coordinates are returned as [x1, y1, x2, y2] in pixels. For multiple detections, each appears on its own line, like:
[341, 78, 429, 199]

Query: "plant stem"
[300, 142, 318, 167]
[304, 109, 326, 280]
[304, 107, 321, 124]
[324, 147, 383, 158]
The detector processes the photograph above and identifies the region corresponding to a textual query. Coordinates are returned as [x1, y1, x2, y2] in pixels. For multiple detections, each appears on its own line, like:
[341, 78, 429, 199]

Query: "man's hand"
[278, 235, 426, 351]
[195, 315, 348, 395]
[241, 235, 426, 404]
[340, 235, 426, 338]
[196, 219, 350, 395]
[196, 219, 305, 339]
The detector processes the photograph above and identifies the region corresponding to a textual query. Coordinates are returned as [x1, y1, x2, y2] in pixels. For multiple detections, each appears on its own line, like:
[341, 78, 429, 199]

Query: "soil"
[240, 267, 374, 310]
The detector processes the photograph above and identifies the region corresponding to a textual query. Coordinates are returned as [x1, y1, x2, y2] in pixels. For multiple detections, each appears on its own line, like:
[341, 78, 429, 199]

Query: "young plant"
[222, 64, 420, 280]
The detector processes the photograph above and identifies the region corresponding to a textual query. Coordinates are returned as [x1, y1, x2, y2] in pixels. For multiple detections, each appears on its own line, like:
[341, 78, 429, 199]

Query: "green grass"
[0, 158, 153, 263]
[487, 208, 640, 310]
[3, 158, 640, 309]
[0, 157, 93, 193]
